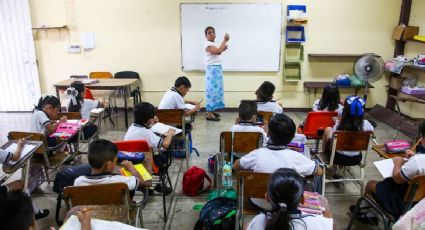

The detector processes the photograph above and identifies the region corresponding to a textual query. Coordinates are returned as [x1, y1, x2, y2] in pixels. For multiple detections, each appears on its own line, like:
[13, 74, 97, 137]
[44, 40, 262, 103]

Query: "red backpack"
[183, 166, 212, 196]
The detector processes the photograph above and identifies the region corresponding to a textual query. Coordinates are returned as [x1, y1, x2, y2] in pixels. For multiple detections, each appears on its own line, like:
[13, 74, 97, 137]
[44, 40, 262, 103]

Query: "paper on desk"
[91, 108, 105, 115]
[3, 143, 36, 162]
[151, 122, 182, 135]
[373, 158, 394, 178]
[185, 103, 196, 110]
[60, 215, 145, 230]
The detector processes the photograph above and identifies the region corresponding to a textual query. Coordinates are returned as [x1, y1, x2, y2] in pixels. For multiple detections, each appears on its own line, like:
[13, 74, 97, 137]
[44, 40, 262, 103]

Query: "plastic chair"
[302, 112, 338, 154]
[318, 131, 373, 195]
[114, 71, 142, 106]
[63, 182, 146, 227]
[347, 175, 425, 230]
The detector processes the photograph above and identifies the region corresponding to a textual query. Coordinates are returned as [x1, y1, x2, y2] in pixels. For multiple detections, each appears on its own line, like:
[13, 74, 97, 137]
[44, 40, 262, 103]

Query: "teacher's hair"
[204, 26, 214, 36]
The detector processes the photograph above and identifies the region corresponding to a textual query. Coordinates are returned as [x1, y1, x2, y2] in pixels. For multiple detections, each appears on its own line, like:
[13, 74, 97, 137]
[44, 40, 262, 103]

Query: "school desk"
[54, 78, 139, 128]
[372, 144, 405, 159]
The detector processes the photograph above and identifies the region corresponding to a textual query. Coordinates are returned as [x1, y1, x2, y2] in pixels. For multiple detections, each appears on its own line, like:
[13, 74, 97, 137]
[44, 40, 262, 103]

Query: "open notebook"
[3, 143, 37, 163]
[373, 158, 395, 178]
[60, 215, 146, 230]
[151, 122, 182, 135]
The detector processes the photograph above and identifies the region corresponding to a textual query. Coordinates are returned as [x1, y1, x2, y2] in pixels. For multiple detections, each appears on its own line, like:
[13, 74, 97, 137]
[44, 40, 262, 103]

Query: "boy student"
[158, 76, 200, 116]
[230, 100, 269, 145]
[255, 81, 283, 114]
[74, 139, 152, 192]
[233, 114, 322, 210]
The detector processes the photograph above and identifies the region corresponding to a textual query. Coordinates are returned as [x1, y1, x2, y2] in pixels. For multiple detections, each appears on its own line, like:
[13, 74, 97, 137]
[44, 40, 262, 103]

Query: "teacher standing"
[204, 26, 230, 121]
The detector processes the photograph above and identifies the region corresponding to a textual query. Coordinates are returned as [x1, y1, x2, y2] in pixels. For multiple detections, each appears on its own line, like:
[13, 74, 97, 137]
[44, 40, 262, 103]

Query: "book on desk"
[2, 143, 37, 164]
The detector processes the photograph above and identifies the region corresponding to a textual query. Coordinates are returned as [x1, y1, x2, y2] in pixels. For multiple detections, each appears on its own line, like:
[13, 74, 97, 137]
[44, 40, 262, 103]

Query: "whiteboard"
[180, 3, 283, 72]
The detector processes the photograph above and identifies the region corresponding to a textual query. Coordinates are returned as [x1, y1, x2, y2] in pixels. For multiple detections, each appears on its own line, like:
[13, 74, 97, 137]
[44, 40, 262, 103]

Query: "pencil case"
[384, 140, 410, 153]
[117, 151, 145, 164]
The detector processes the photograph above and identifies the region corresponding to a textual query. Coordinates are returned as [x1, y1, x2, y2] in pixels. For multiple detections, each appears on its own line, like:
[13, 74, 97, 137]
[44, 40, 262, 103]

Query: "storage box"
[392, 26, 405, 40]
[401, 86, 425, 95]
[392, 25, 419, 41]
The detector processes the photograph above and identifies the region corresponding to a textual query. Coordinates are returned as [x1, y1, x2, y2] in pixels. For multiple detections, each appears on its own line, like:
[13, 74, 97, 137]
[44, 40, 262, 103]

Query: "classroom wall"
[29, 0, 409, 111]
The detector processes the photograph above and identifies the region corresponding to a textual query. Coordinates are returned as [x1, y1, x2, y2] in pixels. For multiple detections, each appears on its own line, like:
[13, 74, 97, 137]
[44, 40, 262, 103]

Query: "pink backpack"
[183, 166, 211, 197]
[384, 140, 411, 153]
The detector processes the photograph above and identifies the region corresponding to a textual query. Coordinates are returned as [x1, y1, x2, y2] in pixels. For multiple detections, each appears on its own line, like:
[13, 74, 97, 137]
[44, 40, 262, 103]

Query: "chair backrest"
[257, 111, 273, 124]
[70, 75, 88, 79]
[155, 109, 185, 128]
[220, 132, 263, 154]
[303, 112, 338, 139]
[89, 72, 113, 79]
[60, 112, 82, 120]
[8, 131, 47, 155]
[114, 71, 140, 80]
[114, 140, 150, 152]
[404, 175, 425, 203]
[63, 183, 131, 207]
[333, 131, 373, 152]
[237, 171, 271, 199]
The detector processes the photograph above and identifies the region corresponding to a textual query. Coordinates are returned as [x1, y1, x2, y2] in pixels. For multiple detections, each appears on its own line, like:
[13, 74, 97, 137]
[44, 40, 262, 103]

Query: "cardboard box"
[403, 26, 419, 40]
[392, 26, 405, 40]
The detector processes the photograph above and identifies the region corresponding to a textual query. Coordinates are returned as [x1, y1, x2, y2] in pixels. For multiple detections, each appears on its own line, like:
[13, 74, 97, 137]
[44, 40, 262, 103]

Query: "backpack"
[53, 163, 92, 225]
[183, 166, 212, 196]
[194, 197, 237, 230]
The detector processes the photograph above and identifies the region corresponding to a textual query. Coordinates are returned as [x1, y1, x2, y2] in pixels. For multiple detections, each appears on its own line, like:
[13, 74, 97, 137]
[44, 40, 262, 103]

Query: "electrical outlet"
[68, 45, 81, 53]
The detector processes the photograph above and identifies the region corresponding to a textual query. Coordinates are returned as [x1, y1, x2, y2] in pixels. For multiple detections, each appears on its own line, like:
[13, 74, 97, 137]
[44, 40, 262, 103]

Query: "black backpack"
[53, 163, 92, 225]
[194, 197, 237, 230]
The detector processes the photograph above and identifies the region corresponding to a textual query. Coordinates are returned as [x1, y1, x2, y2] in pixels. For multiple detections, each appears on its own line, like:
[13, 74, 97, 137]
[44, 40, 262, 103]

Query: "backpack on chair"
[183, 166, 212, 197]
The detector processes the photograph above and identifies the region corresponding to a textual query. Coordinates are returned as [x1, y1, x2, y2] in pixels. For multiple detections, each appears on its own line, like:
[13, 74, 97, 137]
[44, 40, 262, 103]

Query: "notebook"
[119, 164, 152, 181]
[151, 122, 182, 135]
[60, 215, 145, 230]
[3, 143, 37, 162]
[373, 158, 395, 178]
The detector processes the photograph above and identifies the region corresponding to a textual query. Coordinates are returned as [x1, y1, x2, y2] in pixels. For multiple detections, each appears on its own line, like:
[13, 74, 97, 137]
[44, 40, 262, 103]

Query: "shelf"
[32, 25, 68, 30]
[403, 63, 425, 72]
[308, 54, 361, 62]
[405, 39, 425, 44]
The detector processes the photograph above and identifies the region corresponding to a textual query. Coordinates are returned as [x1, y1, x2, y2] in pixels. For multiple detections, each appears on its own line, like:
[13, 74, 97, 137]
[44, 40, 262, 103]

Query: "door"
[0, 0, 41, 111]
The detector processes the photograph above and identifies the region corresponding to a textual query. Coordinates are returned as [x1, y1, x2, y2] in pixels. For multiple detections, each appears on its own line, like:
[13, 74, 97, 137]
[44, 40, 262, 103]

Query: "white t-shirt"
[124, 123, 162, 150]
[248, 213, 333, 230]
[230, 124, 269, 146]
[312, 99, 344, 117]
[331, 120, 374, 156]
[400, 154, 425, 181]
[256, 101, 283, 114]
[30, 109, 51, 135]
[0, 149, 12, 163]
[74, 174, 138, 191]
[158, 89, 186, 110]
[204, 41, 222, 66]
[80, 99, 99, 119]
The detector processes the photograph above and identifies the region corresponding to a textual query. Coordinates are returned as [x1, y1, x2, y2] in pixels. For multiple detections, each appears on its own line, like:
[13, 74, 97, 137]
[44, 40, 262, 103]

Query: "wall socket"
[68, 45, 81, 53]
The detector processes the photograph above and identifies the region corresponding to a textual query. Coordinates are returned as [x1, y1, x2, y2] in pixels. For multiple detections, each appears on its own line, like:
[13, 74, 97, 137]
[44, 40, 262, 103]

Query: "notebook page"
[3, 143, 36, 162]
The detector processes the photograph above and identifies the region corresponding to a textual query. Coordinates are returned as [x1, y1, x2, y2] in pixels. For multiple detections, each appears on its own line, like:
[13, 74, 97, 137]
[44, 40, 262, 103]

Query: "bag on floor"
[183, 166, 211, 196]
[53, 163, 92, 226]
[194, 197, 237, 230]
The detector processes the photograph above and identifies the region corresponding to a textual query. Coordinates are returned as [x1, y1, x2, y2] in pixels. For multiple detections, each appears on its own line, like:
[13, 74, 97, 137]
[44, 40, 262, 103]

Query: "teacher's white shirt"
[204, 41, 222, 66]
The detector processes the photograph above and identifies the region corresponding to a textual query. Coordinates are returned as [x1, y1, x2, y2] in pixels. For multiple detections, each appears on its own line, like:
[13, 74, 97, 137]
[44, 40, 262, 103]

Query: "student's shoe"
[206, 116, 220, 121]
[35, 209, 49, 220]
[354, 213, 379, 226]
[154, 184, 173, 196]
[213, 112, 220, 117]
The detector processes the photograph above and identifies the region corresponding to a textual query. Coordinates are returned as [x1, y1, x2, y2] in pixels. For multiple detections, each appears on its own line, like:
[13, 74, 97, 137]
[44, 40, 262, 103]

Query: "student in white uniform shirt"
[247, 168, 333, 230]
[312, 83, 343, 117]
[158, 76, 200, 117]
[230, 100, 268, 145]
[233, 114, 323, 210]
[255, 81, 283, 114]
[74, 139, 151, 193]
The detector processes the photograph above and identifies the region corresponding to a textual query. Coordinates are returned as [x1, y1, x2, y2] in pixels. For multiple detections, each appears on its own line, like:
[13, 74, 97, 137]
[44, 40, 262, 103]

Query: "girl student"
[247, 168, 333, 230]
[312, 83, 343, 116]
[255, 81, 283, 114]
[67, 81, 101, 139]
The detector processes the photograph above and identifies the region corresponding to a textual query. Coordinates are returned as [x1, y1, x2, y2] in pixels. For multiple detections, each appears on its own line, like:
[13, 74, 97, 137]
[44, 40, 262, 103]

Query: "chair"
[214, 132, 263, 187]
[236, 171, 271, 229]
[89, 71, 116, 126]
[318, 131, 373, 196]
[347, 175, 425, 230]
[63, 183, 145, 227]
[114, 71, 142, 106]
[257, 111, 273, 124]
[302, 111, 338, 154]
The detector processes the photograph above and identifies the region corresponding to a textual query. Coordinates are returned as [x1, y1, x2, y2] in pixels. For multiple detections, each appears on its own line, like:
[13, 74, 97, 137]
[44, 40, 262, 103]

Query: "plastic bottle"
[222, 162, 232, 187]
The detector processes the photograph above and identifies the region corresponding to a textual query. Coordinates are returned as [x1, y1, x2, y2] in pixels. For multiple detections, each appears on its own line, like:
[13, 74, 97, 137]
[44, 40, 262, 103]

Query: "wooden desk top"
[372, 144, 405, 159]
[1, 140, 43, 173]
[54, 78, 138, 88]
[303, 81, 374, 89]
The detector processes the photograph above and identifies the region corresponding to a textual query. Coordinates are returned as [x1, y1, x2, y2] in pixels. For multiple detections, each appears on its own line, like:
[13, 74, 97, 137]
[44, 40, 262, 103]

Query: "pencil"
[23, 135, 33, 141]
[81, 208, 94, 214]
[411, 139, 422, 151]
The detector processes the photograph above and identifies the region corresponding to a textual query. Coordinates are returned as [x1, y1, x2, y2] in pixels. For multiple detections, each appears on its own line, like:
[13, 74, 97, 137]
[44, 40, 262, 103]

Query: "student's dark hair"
[338, 96, 364, 131]
[256, 81, 276, 101]
[265, 168, 306, 230]
[34, 95, 61, 111]
[268, 114, 295, 146]
[68, 81, 85, 112]
[88, 139, 118, 169]
[204, 26, 215, 36]
[134, 102, 155, 126]
[419, 120, 425, 137]
[318, 84, 341, 111]
[239, 100, 257, 121]
[174, 76, 191, 88]
[0, 191, 34, 230]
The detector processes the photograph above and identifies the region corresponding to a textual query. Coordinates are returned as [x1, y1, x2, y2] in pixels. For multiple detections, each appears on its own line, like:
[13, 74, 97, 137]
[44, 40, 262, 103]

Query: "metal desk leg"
[21, 161, 31, 191]
[123, 86, 129, 128]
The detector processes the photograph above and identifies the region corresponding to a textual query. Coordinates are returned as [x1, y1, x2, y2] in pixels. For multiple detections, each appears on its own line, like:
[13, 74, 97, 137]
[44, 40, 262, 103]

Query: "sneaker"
[206, 116, 220, 121]
[354, 213, 379, 226]
[35, 209, 49, 220]
[154, 184, 173, 196]
[213, 112, 220, 117]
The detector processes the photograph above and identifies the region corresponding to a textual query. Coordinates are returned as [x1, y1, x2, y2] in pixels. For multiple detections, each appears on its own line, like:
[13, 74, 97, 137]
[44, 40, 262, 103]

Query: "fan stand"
[361, 70, 378, 128]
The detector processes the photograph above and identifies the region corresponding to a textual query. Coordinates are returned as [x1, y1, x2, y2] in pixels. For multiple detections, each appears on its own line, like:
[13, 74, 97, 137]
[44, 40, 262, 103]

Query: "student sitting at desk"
[312, 83, 343, 116]
[158, 76, 200, 117]
[406, 120, 425, 155]
[30, 95, 67, 148]
[247, 168, 333, 230]
[233, 114, 322, 210]
[255, 81, 283, 114]
[230, 100, 268, 145]
[74, 139, 151, 193]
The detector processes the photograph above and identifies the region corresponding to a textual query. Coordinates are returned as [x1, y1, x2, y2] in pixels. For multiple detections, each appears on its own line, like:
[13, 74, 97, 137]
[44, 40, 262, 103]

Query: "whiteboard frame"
[180, 3, 283, 72]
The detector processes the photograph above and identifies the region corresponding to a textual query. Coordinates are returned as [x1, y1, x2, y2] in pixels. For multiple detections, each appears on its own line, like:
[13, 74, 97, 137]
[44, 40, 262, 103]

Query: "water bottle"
[222, 162, 232, 187]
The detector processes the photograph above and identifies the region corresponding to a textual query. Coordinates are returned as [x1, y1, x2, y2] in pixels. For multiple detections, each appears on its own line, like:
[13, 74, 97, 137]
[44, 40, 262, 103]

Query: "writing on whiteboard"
[205, 6, 228, 10]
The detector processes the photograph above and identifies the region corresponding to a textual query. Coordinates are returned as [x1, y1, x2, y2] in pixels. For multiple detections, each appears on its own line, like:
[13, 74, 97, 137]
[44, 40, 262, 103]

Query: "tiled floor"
[0, 111, 410, 230]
